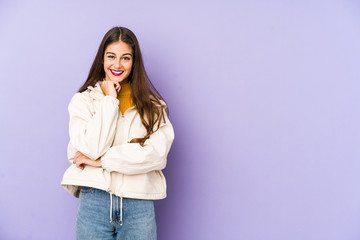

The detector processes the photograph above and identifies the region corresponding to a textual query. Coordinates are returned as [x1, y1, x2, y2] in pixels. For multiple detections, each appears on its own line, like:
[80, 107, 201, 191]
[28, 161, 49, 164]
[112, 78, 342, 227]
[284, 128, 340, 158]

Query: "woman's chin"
[106, 77, 129, 85]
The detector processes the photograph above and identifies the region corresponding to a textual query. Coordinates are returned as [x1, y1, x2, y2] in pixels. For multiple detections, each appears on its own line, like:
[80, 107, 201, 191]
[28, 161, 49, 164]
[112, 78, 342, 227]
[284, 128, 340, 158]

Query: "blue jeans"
[75, 187, 157, 240]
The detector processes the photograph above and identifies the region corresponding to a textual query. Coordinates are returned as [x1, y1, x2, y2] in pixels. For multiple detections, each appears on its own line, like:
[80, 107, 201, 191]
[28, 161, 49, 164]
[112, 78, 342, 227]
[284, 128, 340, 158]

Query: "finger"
[115, 83, 120, 92]
[75, 152, 86, 161]
[76, 164, 84, 170]
[76, 159, 83, 169]
[77, 164, 84, 170]
[74, 152, 81, 162]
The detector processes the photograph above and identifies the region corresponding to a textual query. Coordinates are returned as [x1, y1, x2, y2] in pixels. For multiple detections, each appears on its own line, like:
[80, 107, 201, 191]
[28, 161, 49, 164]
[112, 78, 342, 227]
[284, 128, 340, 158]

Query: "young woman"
[61, 26, 174, 239]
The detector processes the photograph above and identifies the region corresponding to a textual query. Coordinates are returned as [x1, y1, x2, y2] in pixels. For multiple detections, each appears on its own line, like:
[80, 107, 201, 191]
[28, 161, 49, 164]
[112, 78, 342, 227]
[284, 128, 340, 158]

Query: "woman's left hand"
[73, 152, 102, 170]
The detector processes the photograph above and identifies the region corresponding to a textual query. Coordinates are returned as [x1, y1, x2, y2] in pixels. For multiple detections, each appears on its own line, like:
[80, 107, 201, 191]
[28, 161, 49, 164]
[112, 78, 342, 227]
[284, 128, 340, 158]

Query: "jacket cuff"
[101, 156, 112, 172]
[103, 95, 119, 107]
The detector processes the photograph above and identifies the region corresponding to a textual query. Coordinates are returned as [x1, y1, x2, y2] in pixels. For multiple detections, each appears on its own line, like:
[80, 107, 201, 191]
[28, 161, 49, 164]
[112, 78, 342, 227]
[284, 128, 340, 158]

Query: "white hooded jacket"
[61, 82, 174, 200]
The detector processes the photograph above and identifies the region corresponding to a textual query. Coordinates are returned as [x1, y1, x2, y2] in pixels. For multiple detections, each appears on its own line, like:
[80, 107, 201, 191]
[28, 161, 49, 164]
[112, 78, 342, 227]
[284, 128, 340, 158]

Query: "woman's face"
[103, 41, 133, 84]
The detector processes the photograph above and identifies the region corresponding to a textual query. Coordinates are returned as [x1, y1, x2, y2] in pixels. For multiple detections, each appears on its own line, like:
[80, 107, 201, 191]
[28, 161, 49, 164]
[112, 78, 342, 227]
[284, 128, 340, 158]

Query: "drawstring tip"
[120, 220, 123, 226]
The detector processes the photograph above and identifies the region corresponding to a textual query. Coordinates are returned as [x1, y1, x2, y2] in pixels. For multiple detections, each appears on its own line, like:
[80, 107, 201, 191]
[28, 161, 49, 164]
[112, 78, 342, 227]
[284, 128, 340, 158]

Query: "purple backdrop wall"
[1, 0, 360, 239]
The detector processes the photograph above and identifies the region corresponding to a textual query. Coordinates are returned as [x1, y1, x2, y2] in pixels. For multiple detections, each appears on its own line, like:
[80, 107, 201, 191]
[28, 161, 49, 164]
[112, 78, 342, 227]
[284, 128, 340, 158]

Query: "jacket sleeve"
[67, 141, 77, 164]
[100, 113, 175, 175]
[68, 93, 120, 160]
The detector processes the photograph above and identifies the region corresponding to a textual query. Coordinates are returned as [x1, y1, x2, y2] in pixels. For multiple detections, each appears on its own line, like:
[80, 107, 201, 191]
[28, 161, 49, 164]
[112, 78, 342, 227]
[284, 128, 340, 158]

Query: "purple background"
[1, 0, 360, 239]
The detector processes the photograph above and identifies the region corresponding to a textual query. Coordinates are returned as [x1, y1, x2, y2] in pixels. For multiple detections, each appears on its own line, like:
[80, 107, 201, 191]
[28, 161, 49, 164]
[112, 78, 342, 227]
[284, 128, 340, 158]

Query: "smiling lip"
[110, 69, 124, 76]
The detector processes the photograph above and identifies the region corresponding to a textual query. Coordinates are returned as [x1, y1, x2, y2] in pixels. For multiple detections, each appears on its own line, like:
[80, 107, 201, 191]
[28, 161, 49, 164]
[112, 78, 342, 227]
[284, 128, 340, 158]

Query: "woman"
[61, 26, 174, 239]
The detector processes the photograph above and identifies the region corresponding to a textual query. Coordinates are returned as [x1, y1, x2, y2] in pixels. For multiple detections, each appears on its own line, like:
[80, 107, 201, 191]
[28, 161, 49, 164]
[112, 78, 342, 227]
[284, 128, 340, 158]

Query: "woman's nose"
[114, 59, 122, 68]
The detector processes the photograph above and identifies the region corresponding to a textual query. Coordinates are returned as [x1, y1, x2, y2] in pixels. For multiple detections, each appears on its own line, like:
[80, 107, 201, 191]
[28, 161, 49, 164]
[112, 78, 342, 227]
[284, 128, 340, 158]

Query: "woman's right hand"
[73, 151, 102, 170]
[102, 81, 121, 98]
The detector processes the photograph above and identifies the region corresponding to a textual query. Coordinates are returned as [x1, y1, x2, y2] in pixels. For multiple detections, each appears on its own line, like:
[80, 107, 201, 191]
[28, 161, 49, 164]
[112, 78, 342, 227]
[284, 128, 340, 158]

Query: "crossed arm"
[73, 120, 174, 174]
[68, 84, 174, 174]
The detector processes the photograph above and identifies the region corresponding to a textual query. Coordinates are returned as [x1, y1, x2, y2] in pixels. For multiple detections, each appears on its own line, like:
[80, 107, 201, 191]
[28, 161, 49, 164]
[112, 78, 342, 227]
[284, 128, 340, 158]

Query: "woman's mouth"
[110, 69, 124, 76]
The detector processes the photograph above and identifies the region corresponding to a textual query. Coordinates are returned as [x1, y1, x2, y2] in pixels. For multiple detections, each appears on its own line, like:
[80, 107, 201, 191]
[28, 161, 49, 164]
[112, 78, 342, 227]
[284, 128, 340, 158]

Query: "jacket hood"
[87, 82, 105, 100]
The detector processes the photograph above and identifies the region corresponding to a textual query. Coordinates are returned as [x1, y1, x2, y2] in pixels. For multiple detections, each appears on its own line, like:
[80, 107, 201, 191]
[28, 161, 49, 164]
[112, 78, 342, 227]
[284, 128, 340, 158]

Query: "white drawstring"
[109, 192, 123, 226]
[109, 193, 113, 223]
[120, 197, 123, 226]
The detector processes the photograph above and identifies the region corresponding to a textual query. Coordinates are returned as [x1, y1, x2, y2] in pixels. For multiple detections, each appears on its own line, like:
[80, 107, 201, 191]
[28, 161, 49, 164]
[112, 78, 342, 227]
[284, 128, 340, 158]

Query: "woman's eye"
[108, 55, 115, 59]
[123, 57, 131, 61]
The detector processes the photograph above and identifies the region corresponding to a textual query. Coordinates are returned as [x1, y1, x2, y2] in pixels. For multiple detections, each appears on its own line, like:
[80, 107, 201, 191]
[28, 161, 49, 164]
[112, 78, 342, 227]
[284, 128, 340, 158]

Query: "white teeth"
[112, 70, 123, 74]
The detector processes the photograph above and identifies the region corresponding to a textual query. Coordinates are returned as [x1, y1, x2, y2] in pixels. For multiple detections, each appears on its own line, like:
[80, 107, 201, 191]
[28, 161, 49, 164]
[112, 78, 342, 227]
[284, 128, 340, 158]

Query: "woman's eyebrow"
[105, 52, 132, 56]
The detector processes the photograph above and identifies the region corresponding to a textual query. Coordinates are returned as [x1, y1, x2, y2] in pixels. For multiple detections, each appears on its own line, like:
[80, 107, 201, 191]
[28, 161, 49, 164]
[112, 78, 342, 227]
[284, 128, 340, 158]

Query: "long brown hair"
[79, 26, 167, 145]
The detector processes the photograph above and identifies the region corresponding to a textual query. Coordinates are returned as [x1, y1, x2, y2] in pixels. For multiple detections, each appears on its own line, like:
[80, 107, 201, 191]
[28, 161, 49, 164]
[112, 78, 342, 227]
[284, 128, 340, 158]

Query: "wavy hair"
[78, 26, 167, 145]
